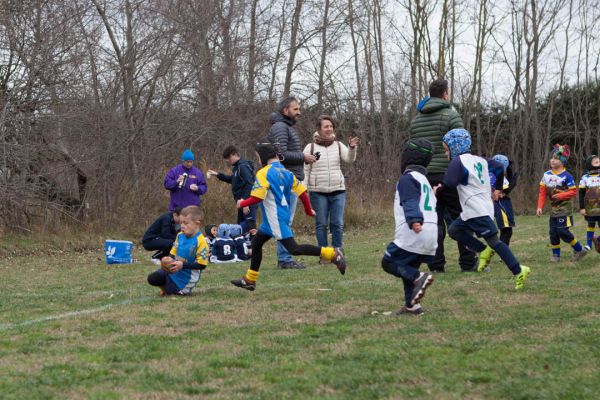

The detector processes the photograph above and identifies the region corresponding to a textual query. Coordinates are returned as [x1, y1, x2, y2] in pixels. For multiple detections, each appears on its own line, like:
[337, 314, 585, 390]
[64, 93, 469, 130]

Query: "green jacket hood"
[418, 97, 451, 114]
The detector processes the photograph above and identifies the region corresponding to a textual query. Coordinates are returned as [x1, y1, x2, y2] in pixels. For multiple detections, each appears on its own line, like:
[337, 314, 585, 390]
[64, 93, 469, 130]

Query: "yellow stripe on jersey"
[566, 217, 572, 227]
[291, 175, 307, 197]
[501, 209, 509, 227]
[251, 165, 271, 200]
[169, 236, 179, 256]
[195, 234, 210, 266]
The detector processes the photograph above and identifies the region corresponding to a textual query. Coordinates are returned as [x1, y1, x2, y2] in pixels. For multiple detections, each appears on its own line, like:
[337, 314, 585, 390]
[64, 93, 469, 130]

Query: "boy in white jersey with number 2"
[381, 139, 437, 315]
[434, 129, 530, 290]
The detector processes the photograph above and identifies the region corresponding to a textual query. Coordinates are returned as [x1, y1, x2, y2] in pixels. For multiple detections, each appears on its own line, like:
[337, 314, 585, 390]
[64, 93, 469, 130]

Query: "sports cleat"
[396, 304, 424, 315]
[411, 272, 434, 305]
[277, 261, 305, 269]
[477, 246, 495, 272]
[331, 248, 346, 275]
[572, 248, 588, 262]
[514, 265, 530, 290]
[583, 245, 592, 251]
[593, 236, 600, 253]
[550, 255, 561, 263]
[230, 277, 256, 291]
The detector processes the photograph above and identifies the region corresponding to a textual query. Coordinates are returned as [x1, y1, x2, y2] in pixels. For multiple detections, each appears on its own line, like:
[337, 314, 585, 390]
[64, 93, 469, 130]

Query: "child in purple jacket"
[164, 149, 208, 211]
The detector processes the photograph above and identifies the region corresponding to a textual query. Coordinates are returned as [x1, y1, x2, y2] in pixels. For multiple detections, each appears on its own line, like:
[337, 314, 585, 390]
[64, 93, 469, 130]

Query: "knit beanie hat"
[255, 142, 278, 166]
[551, 144, 570, 165]
[585, 154, 599, 173]
[401, 139, 433, 172]
[181, 149, 195, 161]
[443, 129, 472, 159]
[492, 154, 510, 172]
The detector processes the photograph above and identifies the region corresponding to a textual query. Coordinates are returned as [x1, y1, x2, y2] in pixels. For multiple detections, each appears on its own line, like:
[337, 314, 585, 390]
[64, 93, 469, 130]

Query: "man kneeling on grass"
[147, 206, 209, 296]
[230, 142, 346, 291]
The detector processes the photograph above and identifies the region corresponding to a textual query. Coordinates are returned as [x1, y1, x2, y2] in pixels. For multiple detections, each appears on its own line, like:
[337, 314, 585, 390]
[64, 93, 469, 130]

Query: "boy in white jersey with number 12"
[381, 139, 437, 315]
[434, 129, 531, 290]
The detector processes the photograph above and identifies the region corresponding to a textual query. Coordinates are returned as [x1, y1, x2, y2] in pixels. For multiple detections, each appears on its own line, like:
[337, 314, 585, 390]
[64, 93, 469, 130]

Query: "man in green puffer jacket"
[409, 79, 477, 272]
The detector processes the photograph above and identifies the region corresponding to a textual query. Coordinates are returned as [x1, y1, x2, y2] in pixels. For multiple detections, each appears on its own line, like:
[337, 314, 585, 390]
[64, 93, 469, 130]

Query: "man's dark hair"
[429, 79, 449, 98]
[277, 96, 298, 113]
[222, 145, 239, 159]
[173, 206, 183, 215]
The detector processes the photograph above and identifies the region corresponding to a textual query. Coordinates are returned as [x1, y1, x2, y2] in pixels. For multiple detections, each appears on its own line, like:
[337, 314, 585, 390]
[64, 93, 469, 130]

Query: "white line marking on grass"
[0, 296, 156, 332]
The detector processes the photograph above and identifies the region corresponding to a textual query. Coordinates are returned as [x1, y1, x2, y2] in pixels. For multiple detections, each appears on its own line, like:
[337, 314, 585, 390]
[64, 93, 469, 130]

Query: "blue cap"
[443, 129, 471, 159]
[181, 149, 195, 161]
[492, 154, 509, 172]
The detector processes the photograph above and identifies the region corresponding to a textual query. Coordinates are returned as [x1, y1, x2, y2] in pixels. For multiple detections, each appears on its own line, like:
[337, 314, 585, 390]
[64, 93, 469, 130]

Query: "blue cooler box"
[105, 240, 134, 264]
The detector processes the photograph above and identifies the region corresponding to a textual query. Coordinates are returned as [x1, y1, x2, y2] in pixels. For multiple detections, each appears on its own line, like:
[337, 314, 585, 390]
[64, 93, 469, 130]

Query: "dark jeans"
[142, 237, 174, 259]
[427, 173, 476, 272]
[237, 204, 258, 234]
[309, 191, 346, 248]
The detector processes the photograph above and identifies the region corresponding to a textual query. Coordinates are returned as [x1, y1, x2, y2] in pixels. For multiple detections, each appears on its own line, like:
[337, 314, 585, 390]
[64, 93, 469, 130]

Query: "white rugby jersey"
[393, 171, 438, 255]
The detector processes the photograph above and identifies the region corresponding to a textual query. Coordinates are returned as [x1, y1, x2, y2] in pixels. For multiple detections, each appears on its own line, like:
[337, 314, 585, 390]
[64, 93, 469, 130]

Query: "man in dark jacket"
[207, 145, 257, 233]
[409, 79, 477, 272]
[142, 207, 183, 262]
[266, 96, 317, 269]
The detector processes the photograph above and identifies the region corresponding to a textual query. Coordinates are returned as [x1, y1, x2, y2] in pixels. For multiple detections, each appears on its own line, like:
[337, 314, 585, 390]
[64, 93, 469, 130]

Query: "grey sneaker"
[277, 261, 305, 269]
[396, 304, 424, 315]
[411, 272, 434, 306]
[550, 255, 561, 263]
[572, 248, 588, 262]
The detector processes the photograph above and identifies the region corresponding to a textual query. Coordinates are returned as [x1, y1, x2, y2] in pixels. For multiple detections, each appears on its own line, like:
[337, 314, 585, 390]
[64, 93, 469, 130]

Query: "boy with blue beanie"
[434, 129, 530, 290]
[477, 154, 519, 271]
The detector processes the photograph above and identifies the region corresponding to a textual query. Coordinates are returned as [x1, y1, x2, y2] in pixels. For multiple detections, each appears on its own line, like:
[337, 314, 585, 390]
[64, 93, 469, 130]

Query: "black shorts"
[494, 198, 515, 229]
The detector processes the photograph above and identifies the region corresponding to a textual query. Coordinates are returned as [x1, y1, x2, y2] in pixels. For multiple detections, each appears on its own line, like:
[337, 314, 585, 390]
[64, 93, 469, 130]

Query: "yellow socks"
[320, 247, 335, 262]
[245, 269, 259, 283]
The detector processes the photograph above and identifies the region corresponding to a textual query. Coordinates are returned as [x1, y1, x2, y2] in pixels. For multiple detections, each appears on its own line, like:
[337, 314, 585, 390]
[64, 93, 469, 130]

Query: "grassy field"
[1, 216, 599, 399]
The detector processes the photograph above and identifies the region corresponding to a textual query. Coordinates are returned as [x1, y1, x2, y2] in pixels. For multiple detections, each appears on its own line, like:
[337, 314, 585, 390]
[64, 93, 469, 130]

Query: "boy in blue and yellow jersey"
[578, 155, 600, 251]
[381, 139, 437, 315]
[536, 144, 587, 262]
[230, 143, 346, 291]
[434, 129, 530, 290]
[478, 154, 519, 271]
[147, 206, 209, 295]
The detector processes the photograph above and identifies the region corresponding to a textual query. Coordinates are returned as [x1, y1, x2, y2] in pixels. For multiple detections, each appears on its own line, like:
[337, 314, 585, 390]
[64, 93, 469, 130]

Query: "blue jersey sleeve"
[442, 157, 468, 188]
[397, 174, 423, 226]
[487, 159, 505, 191]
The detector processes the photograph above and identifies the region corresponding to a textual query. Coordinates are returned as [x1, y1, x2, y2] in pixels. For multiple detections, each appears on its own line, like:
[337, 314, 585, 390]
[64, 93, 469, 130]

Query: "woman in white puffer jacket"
[303, 115, 360, 249]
